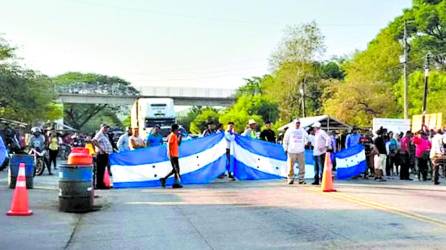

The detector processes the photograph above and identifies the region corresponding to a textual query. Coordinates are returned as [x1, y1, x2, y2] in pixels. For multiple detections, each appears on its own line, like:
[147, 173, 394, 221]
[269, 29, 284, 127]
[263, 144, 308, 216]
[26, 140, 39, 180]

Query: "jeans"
[313, 153, 325, 183]
[226, 148, 234, 174]
[164, 157, 181, 183]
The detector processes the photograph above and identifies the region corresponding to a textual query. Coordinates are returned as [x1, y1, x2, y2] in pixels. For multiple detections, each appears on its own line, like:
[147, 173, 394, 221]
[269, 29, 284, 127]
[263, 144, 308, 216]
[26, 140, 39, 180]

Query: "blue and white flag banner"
[110, 133, 367, 188]
[233, 135, 315, 180]
[335, 144, 367, 179]
[110, 133, 226, 188]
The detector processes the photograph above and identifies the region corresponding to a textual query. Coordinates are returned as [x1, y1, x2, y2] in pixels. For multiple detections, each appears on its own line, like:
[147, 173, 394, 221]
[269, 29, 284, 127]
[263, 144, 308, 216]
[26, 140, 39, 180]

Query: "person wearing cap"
[93, 124, 114, 189]
[260, 121, 276, 143]
[146, 125, 163, 147]
[283, 118, 310, 184]
[242, 119, 258, 139]
[117, 127, 132, 152]
[345, 126, 361, 148]
[129, 127, 145, 150]
[311, 122, 331, 185]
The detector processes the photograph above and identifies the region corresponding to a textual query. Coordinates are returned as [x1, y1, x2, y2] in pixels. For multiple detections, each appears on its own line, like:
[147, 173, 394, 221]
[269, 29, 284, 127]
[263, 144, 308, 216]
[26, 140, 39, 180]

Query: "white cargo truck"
[131, 98, 176, 138]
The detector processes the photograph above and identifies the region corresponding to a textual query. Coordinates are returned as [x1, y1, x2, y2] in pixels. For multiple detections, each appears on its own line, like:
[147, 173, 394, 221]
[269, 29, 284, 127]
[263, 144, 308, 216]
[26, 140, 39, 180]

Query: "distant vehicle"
[131, 98, 176, 138]
[160, 125, 192, 143]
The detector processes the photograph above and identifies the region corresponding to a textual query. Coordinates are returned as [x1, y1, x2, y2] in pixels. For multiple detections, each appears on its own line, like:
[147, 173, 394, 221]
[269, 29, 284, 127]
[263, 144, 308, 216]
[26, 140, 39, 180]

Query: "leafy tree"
[395, 70, 446, 116]
[189, 107, 220, 134]
[177, 106, 203, 132]
[0, 39, 62, 123]
[53, 72, 138, 130]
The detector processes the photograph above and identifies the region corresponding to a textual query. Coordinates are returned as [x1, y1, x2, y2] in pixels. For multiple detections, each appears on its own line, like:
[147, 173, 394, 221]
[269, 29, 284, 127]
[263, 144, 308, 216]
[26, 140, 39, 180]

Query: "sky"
[0, 0, 412, 91]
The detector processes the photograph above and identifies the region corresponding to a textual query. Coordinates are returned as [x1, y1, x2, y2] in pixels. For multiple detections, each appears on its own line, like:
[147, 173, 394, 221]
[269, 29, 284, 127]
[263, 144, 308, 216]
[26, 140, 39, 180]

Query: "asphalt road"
[1, 169, 446, 250]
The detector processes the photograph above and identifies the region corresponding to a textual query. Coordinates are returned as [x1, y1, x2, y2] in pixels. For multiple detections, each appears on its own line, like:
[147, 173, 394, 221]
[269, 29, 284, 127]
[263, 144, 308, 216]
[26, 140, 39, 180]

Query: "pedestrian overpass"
[57, 86, 236, 106]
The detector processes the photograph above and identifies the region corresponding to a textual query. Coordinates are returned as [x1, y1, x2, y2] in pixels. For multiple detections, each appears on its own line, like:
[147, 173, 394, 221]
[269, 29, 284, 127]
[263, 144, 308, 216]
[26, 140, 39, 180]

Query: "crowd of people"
[2, 117, 446, 189]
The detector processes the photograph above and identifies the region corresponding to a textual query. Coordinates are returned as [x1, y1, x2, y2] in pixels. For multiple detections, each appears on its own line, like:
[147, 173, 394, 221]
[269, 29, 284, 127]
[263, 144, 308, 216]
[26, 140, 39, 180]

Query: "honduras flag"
[110, 133, 227, 188]
[335, 144, 367, 179]
[233, 135, 315, 180]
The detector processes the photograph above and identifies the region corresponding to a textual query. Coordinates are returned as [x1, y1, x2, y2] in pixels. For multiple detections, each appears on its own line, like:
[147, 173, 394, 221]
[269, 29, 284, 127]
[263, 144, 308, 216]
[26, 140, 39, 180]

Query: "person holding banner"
[160, 124, 183, 189]
[283, 119, 309, 184]
[311, 122, 331, 185]
[430, 129, 446, 185]
[224, 122, 236, 181]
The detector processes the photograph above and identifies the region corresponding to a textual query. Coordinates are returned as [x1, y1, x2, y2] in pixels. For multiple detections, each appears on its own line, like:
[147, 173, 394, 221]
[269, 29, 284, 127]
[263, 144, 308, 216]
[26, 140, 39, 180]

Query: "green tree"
[53, 72, 138, 131]
[189, 107, 220, 134]
[0, 38, 62, 123]
[395, 70, 446, 117]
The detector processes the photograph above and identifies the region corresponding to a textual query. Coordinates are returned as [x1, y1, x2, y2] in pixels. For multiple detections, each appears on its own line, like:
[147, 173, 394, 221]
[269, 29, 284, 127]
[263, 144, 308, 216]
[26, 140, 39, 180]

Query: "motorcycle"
[29, 148, 48, 176]
[58, 143, 71, 160]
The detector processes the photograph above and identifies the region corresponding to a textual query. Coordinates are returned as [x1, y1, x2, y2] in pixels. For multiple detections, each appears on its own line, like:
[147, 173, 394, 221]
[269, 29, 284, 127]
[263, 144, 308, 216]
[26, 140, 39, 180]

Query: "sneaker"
[311, 182, 319, 185]
[298, 180, 306, 185]
[287, 179, 294, 185]
[48, 173, 53, 176]
[172, 183, 183, 189]
[160, 178, 166, 188]
[378, 179, 387, 182]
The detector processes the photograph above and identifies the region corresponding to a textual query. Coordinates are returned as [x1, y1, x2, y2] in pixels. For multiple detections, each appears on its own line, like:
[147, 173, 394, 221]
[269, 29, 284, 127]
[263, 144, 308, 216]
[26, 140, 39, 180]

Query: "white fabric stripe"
[111, 138, 227, 183]
[335, 149, 366, 169]
[16, 181, 26, 187]
[233, 142, 315, 178]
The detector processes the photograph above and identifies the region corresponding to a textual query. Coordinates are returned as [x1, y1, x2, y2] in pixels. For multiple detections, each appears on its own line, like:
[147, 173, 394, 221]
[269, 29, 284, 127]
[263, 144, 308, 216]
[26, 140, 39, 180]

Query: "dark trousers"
[313, 153, 325, 184]
[399, 153, 410, 180]
[164, 157, 181, 183]
[49, 149, 58, 170]
[416, 157, 428, 181]
[96, 153, 109, 188]
[386, 154, 397, 176]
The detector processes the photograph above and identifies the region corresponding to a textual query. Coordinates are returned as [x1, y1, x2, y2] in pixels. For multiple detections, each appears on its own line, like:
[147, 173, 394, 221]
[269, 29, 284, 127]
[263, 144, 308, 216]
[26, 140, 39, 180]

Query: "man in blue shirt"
[345, 127, 361, 148]
[146, 126, 163, 147]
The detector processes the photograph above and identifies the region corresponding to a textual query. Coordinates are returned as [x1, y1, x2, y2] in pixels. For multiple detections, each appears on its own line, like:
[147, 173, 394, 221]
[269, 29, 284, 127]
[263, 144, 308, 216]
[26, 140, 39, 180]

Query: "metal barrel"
[58, 164, 93, 212]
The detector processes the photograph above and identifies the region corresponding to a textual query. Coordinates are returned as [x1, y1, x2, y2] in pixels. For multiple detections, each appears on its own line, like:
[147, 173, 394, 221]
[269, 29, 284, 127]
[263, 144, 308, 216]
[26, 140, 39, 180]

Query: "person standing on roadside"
[430, 129, 446, 185]
[202, 122, 215, 137]
[160, 124, 183, 188]
[283, 119, 309, 185]
[413, 131, 431, 181]
[242, 119, 258, 139]
[373, 128, 387, 182]
[146, 125, 163, 147]
[224, 122, 236, 180]
[311, 122, 331, 185]
[92, 124, 113, 189]
[129, 128, 145, 150]
[48, 132, 60, 171]
[360, 129, 374, 178]
[117, 127, 132, 152]
[399, 131, 412, 180]
[260, 121, 276, 143]
[345, 127, 361, 148]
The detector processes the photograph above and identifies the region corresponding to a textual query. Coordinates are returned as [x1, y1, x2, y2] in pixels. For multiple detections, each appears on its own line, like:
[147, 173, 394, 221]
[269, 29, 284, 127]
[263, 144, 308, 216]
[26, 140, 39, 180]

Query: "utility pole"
[402, 20, 409, 120]
[300, 81, 306, 118]
[421, 53, 430, 129]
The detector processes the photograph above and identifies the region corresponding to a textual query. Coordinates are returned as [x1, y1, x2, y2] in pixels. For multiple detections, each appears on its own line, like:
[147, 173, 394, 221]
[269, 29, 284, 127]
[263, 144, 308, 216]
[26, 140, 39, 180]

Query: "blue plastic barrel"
[58, 164, 94, 212]
[8, 154, 34, 189]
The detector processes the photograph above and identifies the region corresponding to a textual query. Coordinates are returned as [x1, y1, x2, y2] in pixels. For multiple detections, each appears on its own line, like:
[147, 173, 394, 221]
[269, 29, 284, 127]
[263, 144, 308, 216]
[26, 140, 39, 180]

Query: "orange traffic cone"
[321, 152, 336, 192]
[7, 163, 32, 216]
[103, 168, 111, 189]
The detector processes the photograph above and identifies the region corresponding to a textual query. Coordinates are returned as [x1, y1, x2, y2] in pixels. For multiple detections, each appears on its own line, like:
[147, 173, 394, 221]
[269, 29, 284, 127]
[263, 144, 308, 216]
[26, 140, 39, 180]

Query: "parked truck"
[131, 98, 176, 139]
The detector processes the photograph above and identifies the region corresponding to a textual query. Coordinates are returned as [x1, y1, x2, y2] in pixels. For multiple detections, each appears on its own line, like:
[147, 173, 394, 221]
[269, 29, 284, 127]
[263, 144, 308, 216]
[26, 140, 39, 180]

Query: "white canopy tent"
[278, 115, 352, 132]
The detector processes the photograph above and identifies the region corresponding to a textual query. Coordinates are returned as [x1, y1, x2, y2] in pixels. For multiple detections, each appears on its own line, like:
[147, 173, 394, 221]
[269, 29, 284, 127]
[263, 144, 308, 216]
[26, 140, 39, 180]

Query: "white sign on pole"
[372, 118, 411, 135]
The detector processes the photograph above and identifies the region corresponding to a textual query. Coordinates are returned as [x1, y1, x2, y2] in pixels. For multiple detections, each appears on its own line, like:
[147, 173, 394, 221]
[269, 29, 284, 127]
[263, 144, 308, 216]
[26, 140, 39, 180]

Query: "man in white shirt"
[311, 122, 331, 185]
[224, 122, 236, 180]
[117, 127, 132, 152]
[430, 129, 446, 185]
[283, 119, 309, 184]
